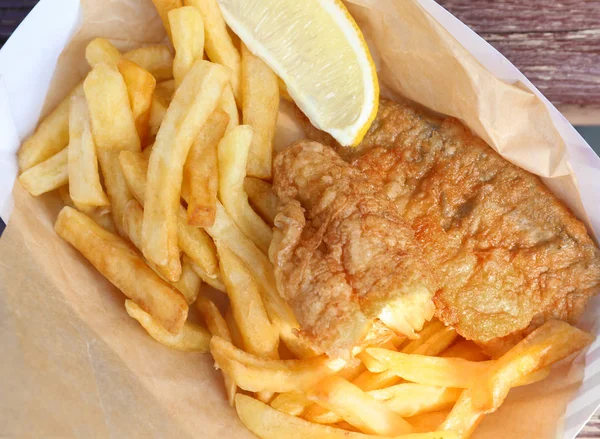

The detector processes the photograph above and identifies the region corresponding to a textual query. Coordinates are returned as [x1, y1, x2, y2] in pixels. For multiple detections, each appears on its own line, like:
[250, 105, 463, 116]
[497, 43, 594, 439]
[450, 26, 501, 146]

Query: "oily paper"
[1, 0, 599, 438]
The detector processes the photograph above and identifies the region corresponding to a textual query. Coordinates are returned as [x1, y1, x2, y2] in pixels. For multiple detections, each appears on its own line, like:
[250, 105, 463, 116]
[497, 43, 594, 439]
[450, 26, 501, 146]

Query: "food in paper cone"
[13, 0, 599, 438]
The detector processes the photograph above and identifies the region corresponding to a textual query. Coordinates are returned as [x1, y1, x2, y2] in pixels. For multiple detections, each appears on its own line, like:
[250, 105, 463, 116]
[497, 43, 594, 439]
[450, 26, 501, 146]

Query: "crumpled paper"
[1, 0, 599, 437]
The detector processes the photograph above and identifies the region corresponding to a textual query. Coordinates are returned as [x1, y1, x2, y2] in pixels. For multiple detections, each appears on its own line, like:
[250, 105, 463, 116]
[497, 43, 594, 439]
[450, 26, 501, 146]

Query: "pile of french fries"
[16, 0, 594, 438]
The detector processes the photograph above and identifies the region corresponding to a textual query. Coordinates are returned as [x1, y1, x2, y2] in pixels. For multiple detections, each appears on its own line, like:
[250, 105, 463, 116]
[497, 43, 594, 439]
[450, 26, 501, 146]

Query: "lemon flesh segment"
[217, 0, 379, 146]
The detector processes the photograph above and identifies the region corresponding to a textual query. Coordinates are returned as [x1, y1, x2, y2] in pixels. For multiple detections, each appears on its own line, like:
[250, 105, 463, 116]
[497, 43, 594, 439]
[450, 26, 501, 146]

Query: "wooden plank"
[438, 0, 600, 122]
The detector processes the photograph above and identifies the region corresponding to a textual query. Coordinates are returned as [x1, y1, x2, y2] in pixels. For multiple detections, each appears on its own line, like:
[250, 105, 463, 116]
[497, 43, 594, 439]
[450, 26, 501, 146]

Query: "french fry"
[169, 6, 204, 88]
[19, 147, 68, 196]
[183, 110, 228, 227]
[85, 37, 122, 67]
[407, 411, 451, 434]
[155, 79, 176, 104]
[191, 262, 226, 292]
[205, 202, 303, 354]
[225, 308, 244, 349]
[305, 376, 412, 436]
[440, 321, 594, 438]
[18, 83, 84, 172]
[151, 0, 182, 39]
[441, 340, 489, 362]
[142, 60, 229, 281]
[368, 384, 462, 417]
[177, 256, 202, 304]
[184, 0, 241, 102]
[66, 96, 109, 207]
[54, 206, 188, 333]
[303, 404, 342, 425]
[97, 150, 133, 236]
[412, 327, 458, 356]
[123, 200, 201, 303]
[59, 186, 118, 233]
[84, 62, 141, 234]
[401, 320, 446, 354]
[118, 59, 156, 146]
[218, 125, 272, 253]
[118, 150, 148, 202]
[241, 43, 279, 179]
[119, 150, 221, 282]
[196, 296, 237, 406]
[244, 177, 278, 226]
[270, 392, 311, 417]
[217, 243, 279, 359]
[352, 370, 400, 392]
[218, 86, 239, 133]
[365, 348, 491, 388]
[84, 63, 141, 152]
[307, 376, 414, 435]
[281, 360, 366, 424]
[124, 45, 174, 81]
[87, 39, 173, 83]
[84, 40, 157, 147]
[236, 394, 459, 439]
[125, 300, 209, 351]
[210, 337, 344, 393]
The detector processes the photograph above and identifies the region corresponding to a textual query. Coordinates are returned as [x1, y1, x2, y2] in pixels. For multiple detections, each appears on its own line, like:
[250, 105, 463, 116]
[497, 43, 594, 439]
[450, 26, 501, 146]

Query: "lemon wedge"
[217, 0, 379, 146]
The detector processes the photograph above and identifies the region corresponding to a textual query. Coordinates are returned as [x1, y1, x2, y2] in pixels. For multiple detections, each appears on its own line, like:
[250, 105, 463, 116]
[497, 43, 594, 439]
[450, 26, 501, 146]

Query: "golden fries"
[66, 96, 108, 207]
[18, 83, 83, 172]
[169, 6, 205, 88]
[205, 202, 301, 348]
[352, 370, 400, 392]
[55, 206, 188, 333]
[149, 96, 167, 136]
[365, 348, 491, 388]
[412, 327, 458, 356]
[196, 296, 237, 406]
[225, 308, 244, 349]
[119, 150, 222, 282]
[270, 392, 311, 417]
[218, 86, 239, 133]
[122, 200, 201, 303]
[125, 300, 209, 351]
[185, 0, 241, 102]
[236, 394, 459, 439]
[440, 321, 593, 438]
[151, 0, 182, 39]
[441, 340, 489, 362]
[117, 59, 156, 146]
[183, 110, 228, 227]
[124, 45, 174, 81]
[142, 60, 229, 281]
[218, 125, 272, 253]
[210, 337, 343, 393]
[85, 37, 122, 67]
[368, 384, 462, 417]
[241, 43, 279, 179]
[217, 244, 279, 359]
[84, 63, 140, 152]
[307, 376, 414, 436]
[244, 177, 278, 226]
[18, 147, 68, 196]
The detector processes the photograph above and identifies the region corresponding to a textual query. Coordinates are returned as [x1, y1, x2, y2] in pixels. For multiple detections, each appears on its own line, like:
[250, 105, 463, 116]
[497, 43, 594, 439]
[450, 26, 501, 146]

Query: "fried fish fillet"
[271, 141, 435, 358]
[296, 99, 600, 356]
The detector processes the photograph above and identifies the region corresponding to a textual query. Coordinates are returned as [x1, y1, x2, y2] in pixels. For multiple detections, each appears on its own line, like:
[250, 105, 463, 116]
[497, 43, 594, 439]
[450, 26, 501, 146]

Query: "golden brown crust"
[298, 99, 600, 355]
[271, 141, 435, 358]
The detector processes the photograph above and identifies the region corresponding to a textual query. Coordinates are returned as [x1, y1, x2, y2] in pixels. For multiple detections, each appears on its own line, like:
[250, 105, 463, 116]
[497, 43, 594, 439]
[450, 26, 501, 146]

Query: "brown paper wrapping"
[0, 0, 591, 437]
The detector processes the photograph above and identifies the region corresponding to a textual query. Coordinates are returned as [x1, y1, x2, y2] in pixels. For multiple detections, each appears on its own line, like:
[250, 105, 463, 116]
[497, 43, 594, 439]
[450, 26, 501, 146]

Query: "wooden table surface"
[1, 0, 599, 437]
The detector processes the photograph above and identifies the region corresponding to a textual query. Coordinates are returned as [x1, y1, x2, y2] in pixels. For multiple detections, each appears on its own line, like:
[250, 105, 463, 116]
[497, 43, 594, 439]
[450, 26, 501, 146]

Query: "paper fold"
[0, 0, 599, 437]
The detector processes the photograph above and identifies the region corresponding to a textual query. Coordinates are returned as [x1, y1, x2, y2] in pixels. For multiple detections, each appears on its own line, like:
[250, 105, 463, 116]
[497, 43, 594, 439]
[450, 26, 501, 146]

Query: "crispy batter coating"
[297, 99, 600, 356]
[271, 141, 435, 358]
